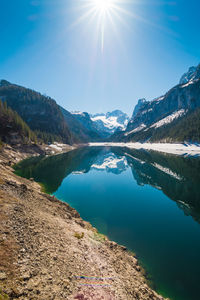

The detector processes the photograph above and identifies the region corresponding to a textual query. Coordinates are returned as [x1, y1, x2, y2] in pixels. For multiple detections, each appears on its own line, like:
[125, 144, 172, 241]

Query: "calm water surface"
[14, 147, 200, 300]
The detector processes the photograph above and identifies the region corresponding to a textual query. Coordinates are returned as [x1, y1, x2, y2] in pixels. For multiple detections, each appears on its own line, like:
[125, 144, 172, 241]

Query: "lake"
[14, 146, 200, 300]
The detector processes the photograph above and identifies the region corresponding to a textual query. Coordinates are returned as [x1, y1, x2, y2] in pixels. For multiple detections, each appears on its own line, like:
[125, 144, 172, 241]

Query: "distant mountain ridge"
[61, 109, 104, 143]
[70, 110, 129, 138]
[115, 63, 200, 143]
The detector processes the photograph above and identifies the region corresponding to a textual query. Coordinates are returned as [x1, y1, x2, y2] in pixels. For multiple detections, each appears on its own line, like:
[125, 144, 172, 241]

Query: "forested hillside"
[0, 99, 37, 145]
[122, 108, 200, 143]
[150, 108, 200, 142]
[60, 107, 103, 143]
[0, 80, 73, 144]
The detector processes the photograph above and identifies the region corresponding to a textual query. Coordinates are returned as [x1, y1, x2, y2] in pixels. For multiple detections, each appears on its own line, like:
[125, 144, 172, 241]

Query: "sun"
[92, 0, 114, 13]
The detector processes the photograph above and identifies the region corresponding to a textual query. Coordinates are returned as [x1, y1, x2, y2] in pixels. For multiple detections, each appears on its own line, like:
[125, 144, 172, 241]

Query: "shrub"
[0, 288, 9, 300]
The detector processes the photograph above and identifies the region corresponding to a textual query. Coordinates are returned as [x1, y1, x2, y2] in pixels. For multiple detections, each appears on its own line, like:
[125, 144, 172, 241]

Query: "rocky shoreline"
[0, 145, 168, 300]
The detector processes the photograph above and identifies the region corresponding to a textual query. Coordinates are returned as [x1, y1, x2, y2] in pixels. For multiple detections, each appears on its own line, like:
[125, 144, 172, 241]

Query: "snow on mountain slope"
[91, 115, 125, 131]
[71, 111, 86, 116]
[125, 124, 146, 136]
[150, 109, 186, 129]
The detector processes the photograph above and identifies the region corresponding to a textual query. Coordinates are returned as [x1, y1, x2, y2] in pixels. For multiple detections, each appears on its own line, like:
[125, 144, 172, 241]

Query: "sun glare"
[92, 0, 114, 13]
[72, 0, 131, 53]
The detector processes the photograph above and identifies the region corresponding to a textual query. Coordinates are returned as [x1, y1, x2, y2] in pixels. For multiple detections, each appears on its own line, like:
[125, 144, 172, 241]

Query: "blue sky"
[0, 0, 200, 115]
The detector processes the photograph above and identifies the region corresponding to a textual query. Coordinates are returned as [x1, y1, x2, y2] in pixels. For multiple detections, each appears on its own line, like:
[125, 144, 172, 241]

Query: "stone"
[0, 272, 7, 280]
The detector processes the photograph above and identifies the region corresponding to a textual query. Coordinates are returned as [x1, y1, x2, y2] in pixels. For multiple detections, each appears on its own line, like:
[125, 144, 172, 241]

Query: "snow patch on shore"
[47, 143, 74, 154]
[88, 142, 200, 156]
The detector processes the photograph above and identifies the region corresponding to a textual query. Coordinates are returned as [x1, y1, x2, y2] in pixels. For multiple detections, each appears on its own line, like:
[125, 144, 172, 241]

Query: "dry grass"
[74, 232, 84, 239]
[0, 178, 4, 185]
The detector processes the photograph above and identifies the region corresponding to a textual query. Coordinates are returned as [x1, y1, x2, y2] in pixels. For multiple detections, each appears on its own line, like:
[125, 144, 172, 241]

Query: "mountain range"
[0, 79, 129, 145]
[113, 63, 200, 143]
[0, 63, 200, 146]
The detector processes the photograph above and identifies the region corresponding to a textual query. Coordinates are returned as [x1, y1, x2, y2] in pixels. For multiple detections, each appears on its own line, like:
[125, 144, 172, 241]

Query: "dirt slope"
[0, 146, 168, 300]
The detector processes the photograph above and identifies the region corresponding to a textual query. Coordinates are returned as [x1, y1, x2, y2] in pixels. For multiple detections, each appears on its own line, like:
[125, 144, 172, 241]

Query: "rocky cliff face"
[121, 64, 200, 142]
[180, 64, 200, 84]
[132, 98, 147, 119]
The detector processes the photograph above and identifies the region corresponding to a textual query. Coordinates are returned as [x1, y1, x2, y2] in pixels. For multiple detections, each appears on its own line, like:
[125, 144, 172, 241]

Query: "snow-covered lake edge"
[88, 142, 200, 156]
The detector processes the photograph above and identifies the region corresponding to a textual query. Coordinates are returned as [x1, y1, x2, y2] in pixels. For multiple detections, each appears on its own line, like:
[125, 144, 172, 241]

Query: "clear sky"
[0, 0, 200, 115]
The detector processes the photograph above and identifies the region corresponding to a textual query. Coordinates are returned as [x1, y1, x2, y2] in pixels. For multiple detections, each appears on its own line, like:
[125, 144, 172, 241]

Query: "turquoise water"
[14, 147, 200, 300]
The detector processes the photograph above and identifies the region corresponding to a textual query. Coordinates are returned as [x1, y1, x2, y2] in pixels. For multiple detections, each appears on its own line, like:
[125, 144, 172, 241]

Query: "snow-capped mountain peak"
[179, 64, 200, 85]
[91, 110, 129, 134]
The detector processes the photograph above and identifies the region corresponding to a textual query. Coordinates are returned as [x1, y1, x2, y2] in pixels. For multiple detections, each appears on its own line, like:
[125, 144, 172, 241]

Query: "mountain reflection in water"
[14, 146, 200, 224]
